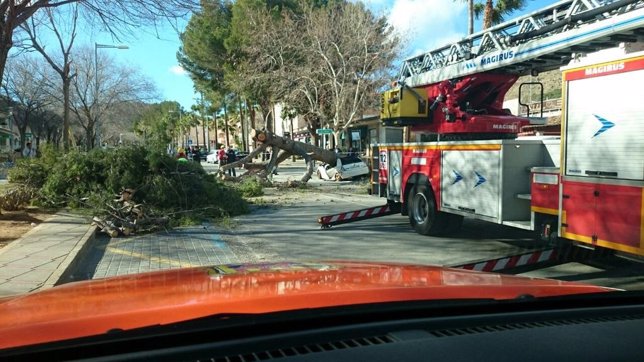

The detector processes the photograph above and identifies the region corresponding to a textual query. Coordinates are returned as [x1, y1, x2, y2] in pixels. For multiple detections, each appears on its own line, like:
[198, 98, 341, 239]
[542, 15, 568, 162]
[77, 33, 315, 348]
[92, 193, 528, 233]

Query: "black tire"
[407, 184, 448, 235]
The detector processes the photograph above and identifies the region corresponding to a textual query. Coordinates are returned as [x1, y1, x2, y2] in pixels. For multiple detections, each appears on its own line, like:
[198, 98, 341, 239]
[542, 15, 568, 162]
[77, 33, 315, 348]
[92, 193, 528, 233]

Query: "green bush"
[9, 146, 248, 220]
[236, 178, 264, 198]
[8, 159, 50, 188]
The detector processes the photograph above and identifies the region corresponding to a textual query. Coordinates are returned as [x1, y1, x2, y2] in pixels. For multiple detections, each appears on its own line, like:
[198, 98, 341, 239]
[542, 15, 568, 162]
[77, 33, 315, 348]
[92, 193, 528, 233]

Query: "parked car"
[198, 150, 208, 161]
[205, 150, 219, 164]
[235, 149, 250, 159]
[317, 155, 369, 181]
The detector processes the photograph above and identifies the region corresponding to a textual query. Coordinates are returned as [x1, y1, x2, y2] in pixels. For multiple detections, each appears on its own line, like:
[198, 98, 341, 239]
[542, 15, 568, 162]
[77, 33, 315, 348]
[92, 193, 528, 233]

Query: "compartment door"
[441, 150, 501, 219]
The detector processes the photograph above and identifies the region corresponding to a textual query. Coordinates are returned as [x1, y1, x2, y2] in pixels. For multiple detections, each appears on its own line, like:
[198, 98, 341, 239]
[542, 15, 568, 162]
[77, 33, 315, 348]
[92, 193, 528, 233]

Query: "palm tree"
[454, 0, 475, 35]
[475, 0, 527, 29]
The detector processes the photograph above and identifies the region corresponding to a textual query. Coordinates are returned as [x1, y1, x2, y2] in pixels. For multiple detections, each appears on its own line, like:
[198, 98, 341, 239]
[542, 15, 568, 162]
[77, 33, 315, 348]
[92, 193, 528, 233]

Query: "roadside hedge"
[8, 146, 248, 220]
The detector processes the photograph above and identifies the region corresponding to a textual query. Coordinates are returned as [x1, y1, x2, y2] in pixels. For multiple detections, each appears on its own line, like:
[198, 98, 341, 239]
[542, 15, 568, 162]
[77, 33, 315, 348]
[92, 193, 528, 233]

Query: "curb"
[41, 225, 98, 289]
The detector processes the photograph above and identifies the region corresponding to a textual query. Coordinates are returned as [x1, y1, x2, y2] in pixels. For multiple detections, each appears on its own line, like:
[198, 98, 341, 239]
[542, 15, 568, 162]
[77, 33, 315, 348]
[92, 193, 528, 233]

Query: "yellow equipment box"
[380, 86, 428, 126]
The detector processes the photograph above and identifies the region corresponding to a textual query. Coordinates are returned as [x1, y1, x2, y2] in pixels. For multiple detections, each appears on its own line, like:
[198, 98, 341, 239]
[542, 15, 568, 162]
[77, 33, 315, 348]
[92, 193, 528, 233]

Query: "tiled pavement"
[0, 211, 243, 296]
[75, 225, 241, 280]
[0, 212, 95, 296]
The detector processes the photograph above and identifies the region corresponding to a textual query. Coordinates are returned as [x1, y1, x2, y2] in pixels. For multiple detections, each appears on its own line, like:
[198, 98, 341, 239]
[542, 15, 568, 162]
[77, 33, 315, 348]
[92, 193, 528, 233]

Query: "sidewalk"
[0, 212, 96, 297]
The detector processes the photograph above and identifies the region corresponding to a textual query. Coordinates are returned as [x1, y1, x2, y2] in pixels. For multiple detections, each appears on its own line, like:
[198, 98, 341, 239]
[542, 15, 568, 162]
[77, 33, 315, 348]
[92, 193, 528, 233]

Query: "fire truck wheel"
[407, 184, 448, 235]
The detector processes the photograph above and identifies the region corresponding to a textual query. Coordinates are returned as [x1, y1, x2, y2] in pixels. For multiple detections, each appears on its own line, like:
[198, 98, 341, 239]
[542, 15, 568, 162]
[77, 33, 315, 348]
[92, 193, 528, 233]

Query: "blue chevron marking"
[474, 172, 486, 188]
[452, 170, 463, 185]
[591, 114, 615, 138]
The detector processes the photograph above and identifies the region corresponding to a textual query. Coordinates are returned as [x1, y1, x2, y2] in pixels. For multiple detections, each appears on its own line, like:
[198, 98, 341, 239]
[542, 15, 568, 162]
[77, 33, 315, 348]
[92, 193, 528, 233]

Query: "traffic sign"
[316, 128, 333, 135]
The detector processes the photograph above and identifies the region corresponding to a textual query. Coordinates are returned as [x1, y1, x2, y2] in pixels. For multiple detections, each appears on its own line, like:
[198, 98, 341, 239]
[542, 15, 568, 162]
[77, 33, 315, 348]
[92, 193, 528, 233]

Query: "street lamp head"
[95, 43, 129, 50]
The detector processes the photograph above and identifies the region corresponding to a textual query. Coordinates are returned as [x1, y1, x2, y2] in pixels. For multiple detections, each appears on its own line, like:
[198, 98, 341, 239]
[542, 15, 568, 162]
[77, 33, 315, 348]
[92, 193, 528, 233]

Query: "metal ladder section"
[400, 0, 644, 87]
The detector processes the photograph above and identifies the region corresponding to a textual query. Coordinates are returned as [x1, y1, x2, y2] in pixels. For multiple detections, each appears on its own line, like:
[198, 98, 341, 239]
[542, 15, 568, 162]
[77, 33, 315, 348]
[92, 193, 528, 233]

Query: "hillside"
[506, 69, 562, 101]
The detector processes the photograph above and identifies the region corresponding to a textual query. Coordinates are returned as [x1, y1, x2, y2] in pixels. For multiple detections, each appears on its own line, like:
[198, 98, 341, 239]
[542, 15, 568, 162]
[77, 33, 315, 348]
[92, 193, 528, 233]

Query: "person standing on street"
[22, 142, 36, 158]
[226, 146, 237, 177]
[217, 145, 227, 167]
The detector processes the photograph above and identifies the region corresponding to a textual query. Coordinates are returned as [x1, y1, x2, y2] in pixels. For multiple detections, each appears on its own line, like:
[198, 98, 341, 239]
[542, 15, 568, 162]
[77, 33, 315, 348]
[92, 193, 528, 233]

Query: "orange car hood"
[0, 260, 613, 349]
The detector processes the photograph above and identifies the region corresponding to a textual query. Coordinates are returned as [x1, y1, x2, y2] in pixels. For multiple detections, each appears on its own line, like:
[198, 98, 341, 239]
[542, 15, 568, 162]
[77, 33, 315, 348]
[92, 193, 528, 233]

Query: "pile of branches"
[92, 188, 169, 237]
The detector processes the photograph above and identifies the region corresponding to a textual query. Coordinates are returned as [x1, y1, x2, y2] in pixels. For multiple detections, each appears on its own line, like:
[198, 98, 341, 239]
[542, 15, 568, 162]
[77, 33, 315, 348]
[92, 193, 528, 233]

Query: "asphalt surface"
[75, 159, 644, 291]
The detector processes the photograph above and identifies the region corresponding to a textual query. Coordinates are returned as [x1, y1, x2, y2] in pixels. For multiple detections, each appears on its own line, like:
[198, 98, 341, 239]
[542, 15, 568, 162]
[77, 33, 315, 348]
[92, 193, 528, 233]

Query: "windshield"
[0, 0, 643, 352]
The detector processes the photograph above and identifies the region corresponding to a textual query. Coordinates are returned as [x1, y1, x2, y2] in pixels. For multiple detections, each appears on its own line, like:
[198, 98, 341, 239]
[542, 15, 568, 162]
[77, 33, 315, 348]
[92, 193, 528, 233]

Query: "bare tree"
[20, 5, 79, 151]
[29, 106, 63, 149]
[102, 100, 147, 146]
[242, 2, 398, 148]
[0, 0, 199, 83]
[297, 2, 398, 148]
[213, 1, 399, 182]
[1, 55, 51, 150]
[69, 46, 157, 150]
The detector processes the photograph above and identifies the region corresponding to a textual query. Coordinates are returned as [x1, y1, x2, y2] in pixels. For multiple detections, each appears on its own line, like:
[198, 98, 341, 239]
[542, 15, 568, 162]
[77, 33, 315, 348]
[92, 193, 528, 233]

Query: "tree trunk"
[223, 101, 230, 147]
[260, 101, 273, 132]
[333, 131, 341, 150]
[201, 117, 206, 150]
[86, 126, 94, 151]
[483, 0, 493, 29]
[468, 0, 474, 35]
[249, 102, 256, 130]
[250, 129, 336, 163]
[213, 113, 219, 148]
[62, 76, 71, 152]
[220, 129, 338, 182]
[18, 124, 27, 152]
[239, 98, 246, 152]
[0, 28, 11, 86]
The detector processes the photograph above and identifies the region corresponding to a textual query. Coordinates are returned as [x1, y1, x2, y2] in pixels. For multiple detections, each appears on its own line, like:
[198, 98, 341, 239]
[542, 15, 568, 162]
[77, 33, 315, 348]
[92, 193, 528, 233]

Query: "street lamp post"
[94, 43, 128, 148]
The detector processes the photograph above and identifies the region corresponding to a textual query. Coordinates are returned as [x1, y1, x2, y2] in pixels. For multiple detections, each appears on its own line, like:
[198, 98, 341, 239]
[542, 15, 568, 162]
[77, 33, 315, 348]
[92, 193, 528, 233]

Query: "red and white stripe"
[319, 205, 391, 225]
[455, 248, 558, 272]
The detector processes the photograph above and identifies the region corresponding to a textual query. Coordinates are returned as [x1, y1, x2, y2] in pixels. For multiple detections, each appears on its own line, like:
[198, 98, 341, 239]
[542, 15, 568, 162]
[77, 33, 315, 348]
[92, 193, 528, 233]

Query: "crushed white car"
[317, 156, 369, 181]
[205, 151, 219, 164]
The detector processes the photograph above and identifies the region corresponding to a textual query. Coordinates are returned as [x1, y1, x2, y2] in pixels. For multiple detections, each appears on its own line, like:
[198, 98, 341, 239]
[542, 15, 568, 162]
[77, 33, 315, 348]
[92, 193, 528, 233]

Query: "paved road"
[216, 160, 644, 290]
[73, 159, 644, 291]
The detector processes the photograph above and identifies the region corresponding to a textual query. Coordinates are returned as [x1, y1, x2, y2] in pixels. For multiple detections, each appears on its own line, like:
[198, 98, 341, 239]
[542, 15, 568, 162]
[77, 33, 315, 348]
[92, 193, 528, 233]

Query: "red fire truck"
[370, 0, 644, 256]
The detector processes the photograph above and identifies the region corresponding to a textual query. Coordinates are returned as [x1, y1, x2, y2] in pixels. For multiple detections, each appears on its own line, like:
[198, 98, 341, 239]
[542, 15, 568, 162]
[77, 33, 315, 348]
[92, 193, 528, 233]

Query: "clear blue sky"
[24, 0, 554, 110]
[92, 23, 195, 110]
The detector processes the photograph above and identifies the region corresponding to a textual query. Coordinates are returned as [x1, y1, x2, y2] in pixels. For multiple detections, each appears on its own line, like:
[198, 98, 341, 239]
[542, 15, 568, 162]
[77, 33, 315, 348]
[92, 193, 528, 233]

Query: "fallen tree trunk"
[250, 129, 337, 164]
[220, 129, 338, 182]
